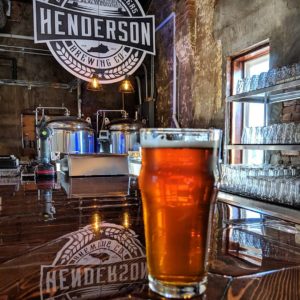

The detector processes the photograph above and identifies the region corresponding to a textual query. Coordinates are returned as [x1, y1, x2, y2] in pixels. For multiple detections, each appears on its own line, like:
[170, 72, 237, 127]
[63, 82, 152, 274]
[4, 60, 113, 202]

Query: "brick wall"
[282, 100, 300, 122]
[281, 100, 300, 164]
[149, 0, 223, 128]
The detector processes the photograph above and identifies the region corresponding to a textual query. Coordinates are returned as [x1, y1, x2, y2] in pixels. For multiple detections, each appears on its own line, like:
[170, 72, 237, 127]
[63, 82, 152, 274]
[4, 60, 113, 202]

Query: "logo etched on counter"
[40, 222, 146, 299]
[33, 0, 155, 83]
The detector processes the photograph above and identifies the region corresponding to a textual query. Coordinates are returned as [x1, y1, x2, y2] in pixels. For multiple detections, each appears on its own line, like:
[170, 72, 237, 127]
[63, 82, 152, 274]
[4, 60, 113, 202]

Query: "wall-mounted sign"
[33, 0, 155, 83]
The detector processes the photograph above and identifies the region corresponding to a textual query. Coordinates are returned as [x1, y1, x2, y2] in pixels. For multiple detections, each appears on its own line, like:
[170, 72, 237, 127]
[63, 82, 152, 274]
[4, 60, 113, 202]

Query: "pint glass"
[139, 128, 221, 298]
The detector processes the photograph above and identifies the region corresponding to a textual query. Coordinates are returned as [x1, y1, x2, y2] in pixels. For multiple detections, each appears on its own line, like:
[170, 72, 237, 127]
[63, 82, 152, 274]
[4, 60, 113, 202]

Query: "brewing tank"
[105, 118, 143, 154]
[45, 117, 94, 158]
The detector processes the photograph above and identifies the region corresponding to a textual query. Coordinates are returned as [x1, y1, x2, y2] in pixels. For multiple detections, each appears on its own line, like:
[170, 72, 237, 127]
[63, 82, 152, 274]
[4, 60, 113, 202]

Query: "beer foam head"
[140, 128, 222, 148]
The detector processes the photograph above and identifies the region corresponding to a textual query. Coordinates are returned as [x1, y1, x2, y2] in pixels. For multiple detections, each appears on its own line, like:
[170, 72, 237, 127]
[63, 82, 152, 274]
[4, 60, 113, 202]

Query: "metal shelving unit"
[226, 78, 300, 103]
[224, 77, 300, 163]
[222, 77, 300, 219]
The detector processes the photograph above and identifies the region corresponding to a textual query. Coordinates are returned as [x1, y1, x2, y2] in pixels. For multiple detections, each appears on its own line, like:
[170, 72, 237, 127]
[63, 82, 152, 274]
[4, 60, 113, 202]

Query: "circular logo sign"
[33, 0, 155, 83]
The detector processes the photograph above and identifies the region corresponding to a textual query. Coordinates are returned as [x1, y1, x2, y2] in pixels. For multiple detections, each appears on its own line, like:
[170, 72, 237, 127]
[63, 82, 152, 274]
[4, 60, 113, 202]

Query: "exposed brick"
[281, 155, 291, 163]
[292, 112, 300, 121]
[291, 156, 300, 164]
[283, 100, 297, 107]
[282, 152, 300, 157]
[283, 105, 297, 114]
[282, 113, 292, 122]
[10, 1, 23, 22]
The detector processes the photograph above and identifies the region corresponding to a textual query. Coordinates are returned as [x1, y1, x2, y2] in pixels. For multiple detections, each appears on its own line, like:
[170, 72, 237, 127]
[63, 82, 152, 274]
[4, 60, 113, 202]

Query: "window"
[230, 45, 270, 164]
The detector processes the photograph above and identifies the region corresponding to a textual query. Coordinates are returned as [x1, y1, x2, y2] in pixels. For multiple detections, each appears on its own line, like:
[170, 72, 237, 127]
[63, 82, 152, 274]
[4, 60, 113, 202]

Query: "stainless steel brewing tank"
[45, 117, 95, 157]
[107, 119, 142, 154]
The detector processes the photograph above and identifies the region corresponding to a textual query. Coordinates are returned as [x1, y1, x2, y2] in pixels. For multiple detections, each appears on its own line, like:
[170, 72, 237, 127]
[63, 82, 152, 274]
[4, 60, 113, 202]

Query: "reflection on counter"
[128, 151, 142, 176]
[1, 174, 300, 299]
[0, 180, 146, 300]
[209, 202, 300, 277]
[42, 189, 56, 220]
[40, 222, 146, 299]
[60, 174, 139, 200]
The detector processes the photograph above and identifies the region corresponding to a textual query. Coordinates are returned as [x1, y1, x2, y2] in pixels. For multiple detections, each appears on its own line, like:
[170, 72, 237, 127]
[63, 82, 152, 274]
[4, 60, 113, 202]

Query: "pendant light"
[118, 76, 135, 93]
[87, 73, 103, 91]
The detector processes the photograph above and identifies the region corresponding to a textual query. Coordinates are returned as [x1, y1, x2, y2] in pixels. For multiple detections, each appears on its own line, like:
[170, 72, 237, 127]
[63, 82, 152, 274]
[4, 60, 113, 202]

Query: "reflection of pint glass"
[139, 128, 221, 298]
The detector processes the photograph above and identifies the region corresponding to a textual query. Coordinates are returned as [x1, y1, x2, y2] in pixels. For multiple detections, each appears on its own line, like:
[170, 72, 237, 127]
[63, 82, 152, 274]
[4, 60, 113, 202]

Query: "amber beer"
[139, 128, 221, 298]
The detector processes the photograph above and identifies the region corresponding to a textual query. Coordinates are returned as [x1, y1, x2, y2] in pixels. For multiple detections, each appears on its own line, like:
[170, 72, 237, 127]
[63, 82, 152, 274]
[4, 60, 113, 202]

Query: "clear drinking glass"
[250, 75, 259, 91]
[285, 177, 297, 205]
[276, 123, 295, 144]
[255, 127, 264, 144]
[236, 79, 244, 94]
[294, 123, 300, 144]
[139, 128, 221, 299]
[266, 68, 277, 87]
[285, 123, 296, 144]
[283, 65, 292, 81]
[273, 124, 281, 144]
[275, 67, 284, 84]
[290, 64, 297, 80]
[257, 72, 267, 89]
[295, 63, 300, 79]
[242, 127, 251, 144]
[250, 177, 260, 197]
[272, 124, 281, 144]
[243, 77, 251, 93]
[263, 178, 273, 201]
[249, 127, 255, 144]
[293, 179, 300, 207]
[263, 126, 270, 144]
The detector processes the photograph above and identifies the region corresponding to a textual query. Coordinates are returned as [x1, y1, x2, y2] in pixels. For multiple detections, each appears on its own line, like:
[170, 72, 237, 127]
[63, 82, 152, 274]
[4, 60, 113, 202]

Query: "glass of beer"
[139, 128, 221, 299]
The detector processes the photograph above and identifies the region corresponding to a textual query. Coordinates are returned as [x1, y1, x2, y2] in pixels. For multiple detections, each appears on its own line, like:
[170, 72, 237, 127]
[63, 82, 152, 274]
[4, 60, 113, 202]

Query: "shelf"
[226, 78, 300, 103]
[269, 90, 300, 104]
[227, 94, 265, 103]
[225, 144, 300, 151]
[217, 191, 300, 224]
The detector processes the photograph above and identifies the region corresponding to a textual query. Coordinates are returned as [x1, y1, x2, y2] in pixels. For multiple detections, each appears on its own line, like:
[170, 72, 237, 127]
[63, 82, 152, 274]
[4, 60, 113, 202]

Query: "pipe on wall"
[0, 33, 34, 40]
[0, 48, 51, 56]
[0, 40, 52, 57]
[0, 79, 71, 89]
[142, 63, 149, 100]
[77, 78, 82, 118]
[150, 55, 155, 100]
[156, 12, 180, 128]
[135, 76, 142, 106]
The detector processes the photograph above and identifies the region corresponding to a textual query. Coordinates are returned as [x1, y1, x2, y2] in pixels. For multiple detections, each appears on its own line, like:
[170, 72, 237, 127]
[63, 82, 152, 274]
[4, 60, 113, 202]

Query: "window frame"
[229, 44, 270, 164]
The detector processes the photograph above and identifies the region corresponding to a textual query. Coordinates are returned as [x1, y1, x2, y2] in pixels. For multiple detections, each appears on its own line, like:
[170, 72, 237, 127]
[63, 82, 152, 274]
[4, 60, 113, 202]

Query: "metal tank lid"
[45, 117, 93, 130]
[107, 118, 143, 131]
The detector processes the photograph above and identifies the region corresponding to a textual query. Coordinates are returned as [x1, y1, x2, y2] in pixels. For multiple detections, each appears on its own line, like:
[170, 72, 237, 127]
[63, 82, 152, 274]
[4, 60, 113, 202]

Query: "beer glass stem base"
[148, 275, 207, 299]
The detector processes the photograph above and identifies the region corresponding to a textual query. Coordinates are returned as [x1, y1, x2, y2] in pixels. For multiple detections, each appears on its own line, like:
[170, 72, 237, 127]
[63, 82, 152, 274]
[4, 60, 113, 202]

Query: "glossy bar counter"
[0, 174, 300, 300]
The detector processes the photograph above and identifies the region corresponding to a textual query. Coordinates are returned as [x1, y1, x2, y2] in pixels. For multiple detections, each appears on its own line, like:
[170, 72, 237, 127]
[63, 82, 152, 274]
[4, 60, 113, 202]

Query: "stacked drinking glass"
[220, 164, 300, 207]
[236, 63, 300, 94]
[241, 123, 300, 144]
